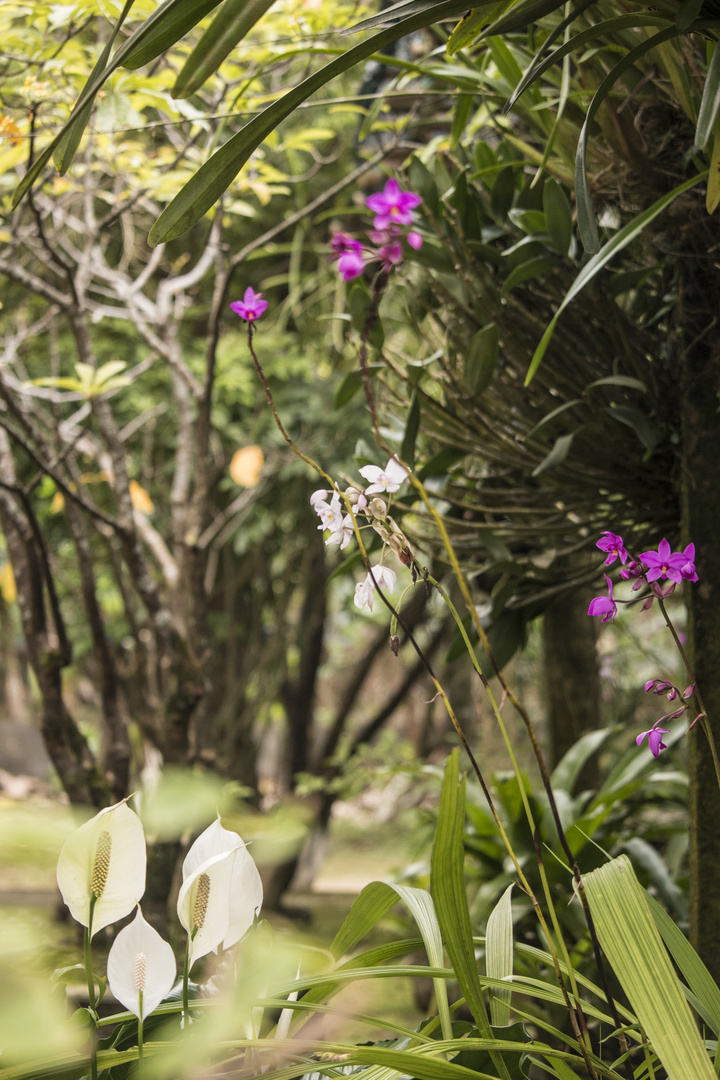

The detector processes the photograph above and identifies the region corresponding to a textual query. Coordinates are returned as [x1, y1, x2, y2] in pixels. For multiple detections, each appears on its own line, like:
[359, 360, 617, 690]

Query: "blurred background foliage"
[0, 0, 717, 1001]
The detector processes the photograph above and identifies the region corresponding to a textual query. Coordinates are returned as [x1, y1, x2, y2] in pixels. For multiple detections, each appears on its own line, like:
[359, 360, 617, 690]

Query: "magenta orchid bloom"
[230, 287, 268, 322]
[366, 179, 422, 230]
[330, 232, 362, 256]
[337, 251, 365, 281]
[680, 542, 699, 582]
[596, 531, 628, 566]
[640, 538, 686, 583]
[636, 727, 669, 758]
[587, 574, 617, 623]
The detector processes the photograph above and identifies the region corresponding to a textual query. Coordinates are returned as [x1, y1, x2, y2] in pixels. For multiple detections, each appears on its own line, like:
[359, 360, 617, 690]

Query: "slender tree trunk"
[543, 580, 601, 790]
[679, 266, 720, 983]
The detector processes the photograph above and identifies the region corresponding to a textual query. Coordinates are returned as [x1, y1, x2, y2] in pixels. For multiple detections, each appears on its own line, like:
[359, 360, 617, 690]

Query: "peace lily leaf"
[148, 0, 468, 244]
[57, 801, 146, 935]
[525, 170, 707, 384]
[583, 855, 716, 1080]
[181, 818, 263, 953]
[106, 907, 176, 1019]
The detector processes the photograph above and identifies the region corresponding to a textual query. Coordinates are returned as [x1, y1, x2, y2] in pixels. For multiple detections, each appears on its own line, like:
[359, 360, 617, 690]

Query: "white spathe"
[178, 819, 263, 966]
[107, 907, 176, 1020]
[57, 800, 146, 935]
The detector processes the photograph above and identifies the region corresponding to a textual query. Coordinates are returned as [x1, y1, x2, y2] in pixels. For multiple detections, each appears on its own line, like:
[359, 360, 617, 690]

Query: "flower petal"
[57, 801, 146, 935]
[107, 908, 176, 1019]
[177, 849, 236, 967]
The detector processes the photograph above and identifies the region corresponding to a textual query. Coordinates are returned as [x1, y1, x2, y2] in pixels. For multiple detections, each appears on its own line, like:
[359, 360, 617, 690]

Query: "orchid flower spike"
[57, 800, 146, 936]
[107, 907, 176, 1020]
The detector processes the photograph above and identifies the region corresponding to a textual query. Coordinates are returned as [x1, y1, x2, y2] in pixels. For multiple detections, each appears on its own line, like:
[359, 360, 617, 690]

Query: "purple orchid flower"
[640, 538, 686, 583]
[680, 542, 699, 582]
[230, 287, 268, 322]
[366, 179, 422, 230]
[596, 531, 628, 566]
[337, 251, 365, 281]
[588, 574, 618, 623]
[636, 727, 669, 758]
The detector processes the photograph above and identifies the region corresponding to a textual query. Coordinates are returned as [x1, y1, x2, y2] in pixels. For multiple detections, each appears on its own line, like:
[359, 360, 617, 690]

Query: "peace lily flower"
[57, 800, 146, 935]
[359, 455, 409, 495]
[178, 819, 263, 968]
[107, 907, 176, 1020]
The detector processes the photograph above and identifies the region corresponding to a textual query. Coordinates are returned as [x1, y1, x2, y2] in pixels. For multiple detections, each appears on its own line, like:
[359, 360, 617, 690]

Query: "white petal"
[107, 908, 176, 1019]
[223, 843, 263, 949]
[57, 801, 146, 935]
[358, 465, 382, 484]
[385, 456, 409, 485]
[177, 849, 236, 967]
[182, 818, 245, 880]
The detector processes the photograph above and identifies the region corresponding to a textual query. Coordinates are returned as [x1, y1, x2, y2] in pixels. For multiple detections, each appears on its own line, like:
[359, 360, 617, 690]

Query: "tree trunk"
[543, 581, 601, 790]
[679, 269, 720, 983]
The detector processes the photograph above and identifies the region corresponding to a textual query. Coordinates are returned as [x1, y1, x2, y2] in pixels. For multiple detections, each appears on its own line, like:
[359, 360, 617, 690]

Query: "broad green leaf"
[696, 43, 720, 149]
[645, 890, 720, 1036]
[506, 15, 673, 110]
[148, 0, 469, 244]
[542, 179, 572, 256]
[531, 431, 577, 476]
[408, 156, 440, 215]
[485, 884, 513, 1026]
[524, 170, 707, 383]
[623, 837, 686, 917]
[583, 855, 716, 1080]
[330, 882, 452, 1039]
[121, 0, 223, 69]
[464, 323, 499, 395]
[706, 116, 720, 213]
[491, 165, 516, 219]
[447, 1, 511, 56]
[431, 752, 514, 1080]
[173, 0, 279, 98]
[677, 0, 705, 30]
[400, 393, 421, 470]
[501, 255, 556, 294]
[550, 728, 613, 795]
[604, 405, 657, 453]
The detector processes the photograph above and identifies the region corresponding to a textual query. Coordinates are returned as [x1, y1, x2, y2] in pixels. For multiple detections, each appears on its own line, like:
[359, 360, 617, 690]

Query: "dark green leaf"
[491, 165, 516, 220]
[148, 0, 470, 243]
[121, 0, 223, 69]
[173, 0, 278, 97]
[585, 375, 647, 393]
[677, 0, 705, 32]
[464, 323, 499, 395]
[525, 170, 706, 383]
[348, 284, 384, 348]
[696, 42, 720, 149]
[575, 27, 679, 254]
[400, 393, 421, 469]
[418, 447, 466, 480]
[531, 431, 578, 476]
[501, 255, 555, 294]
[604, 405, 657, 453]
[408, 156, 440, 215]
[542, 179, 572, 256]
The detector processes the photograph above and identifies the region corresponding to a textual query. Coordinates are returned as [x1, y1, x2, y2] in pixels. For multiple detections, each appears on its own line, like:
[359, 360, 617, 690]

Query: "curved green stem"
[84, 895, 98, 1080]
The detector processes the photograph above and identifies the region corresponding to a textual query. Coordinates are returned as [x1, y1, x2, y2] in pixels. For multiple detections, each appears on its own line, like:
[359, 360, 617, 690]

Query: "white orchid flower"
[354, 565, 397, 611]
[178, 820, 263, 967]
[57, 800, 146, 936]
[315, 491, 343, 533]
[359, 455, 409, 495]
[107, 907, 176, 1020]
[325, 513, 354, 550]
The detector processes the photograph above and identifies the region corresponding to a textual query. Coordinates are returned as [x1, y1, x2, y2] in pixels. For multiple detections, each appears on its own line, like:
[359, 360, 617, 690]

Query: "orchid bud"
[641, 597, 654, 610]
[667, 688, 677, 701]
[688, 712, 706, 731]
[682, 684, 695, 700]
[368, 498, 388, 519]
[644, 680, 656, 693]
[344, 486, 361, 504]
[653, 681, 672, 694]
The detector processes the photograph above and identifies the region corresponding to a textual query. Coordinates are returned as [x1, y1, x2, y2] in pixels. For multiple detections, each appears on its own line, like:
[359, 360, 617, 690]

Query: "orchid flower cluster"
[56, 801, 262, 1045]
[587, 531, 703, 758]
[330, 178, 423, 282]
[310, 455, 412, 611]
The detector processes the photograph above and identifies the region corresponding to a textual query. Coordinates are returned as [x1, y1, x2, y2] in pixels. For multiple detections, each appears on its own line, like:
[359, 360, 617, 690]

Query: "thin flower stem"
[183, 937, 191, 1034]
[656, 595, 720, 793]
[85, 895, 98, 1080]
[137, 994, 144, 1070]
